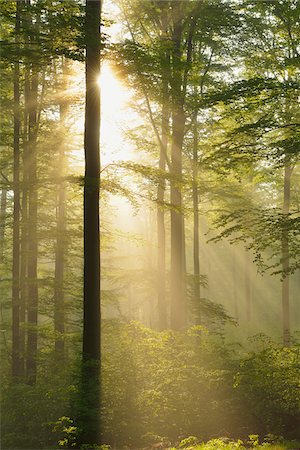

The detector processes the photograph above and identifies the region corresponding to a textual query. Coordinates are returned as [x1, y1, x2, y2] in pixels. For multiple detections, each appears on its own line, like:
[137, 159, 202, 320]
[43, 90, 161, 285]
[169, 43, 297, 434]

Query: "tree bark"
[20, 60, 31, 379]
[245, 251, 252, 322]
[170, 3, 186, 330]
[54, 59, 68, 356]
[12, 0, 21, 379]
[193, 118, 201, 325]
[233, 245, 239, 322]
[157, 123, 167, 330]
[26, 3, 39, 382]
[78, 0, 101, 446]
[156, 12, 169, 331]
[282, 162, 292, 346]
[26, 64, 39, 385]
[0, 188, 7, 258]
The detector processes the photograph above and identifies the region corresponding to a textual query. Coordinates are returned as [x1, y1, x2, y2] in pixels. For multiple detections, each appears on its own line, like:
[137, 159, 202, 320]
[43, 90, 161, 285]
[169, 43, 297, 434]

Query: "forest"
[0, 0, 299, 449]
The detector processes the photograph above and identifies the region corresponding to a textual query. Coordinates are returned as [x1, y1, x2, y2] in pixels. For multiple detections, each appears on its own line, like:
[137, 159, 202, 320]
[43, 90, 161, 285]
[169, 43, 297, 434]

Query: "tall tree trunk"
[26, 56, 39, 384]
[245, 251, 252, 322]
[12, 0, 21, 379]
[157, 123, 167, 330]
[54, 59, 68, 356]
[233, 245, 239, 322]
[20, 188, 27, 380]
[156, 13, 169, 331]
[193, 118, 200, 325]
[282, 161, 292, 346]
[54, 122, 66, 355]
[78, 0, 101, 445]
[20, 61, 30, 379]
[0, 188, 7, 258]
[170, 3, 186, 330]
[170, 109, 186, 330]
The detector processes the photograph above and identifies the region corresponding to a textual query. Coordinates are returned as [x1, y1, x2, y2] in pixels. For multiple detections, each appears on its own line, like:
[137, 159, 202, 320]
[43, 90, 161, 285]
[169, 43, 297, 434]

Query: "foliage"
[1, 0, 300, 448]
[1, 321, 300, 449]
[100, 322, 300, 447]
[179, 436, 199, 448]
[173, 436, 300, 450]
[52, 416, 77, 448]
[1, 361, 73, 449]
[235, 335, 300, 436]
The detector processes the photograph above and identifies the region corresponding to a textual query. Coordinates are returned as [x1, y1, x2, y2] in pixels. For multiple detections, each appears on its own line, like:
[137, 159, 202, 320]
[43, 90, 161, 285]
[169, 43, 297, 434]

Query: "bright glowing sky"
[70, 60, 138, 168]
[100, 63, 137, 166]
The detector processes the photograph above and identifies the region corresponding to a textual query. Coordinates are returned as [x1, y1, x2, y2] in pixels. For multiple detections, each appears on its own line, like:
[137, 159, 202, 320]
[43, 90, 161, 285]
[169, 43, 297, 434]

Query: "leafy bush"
[179, 436, 199, 448]
[1, 322, 300, 449]
[1, 357, 74, 449]
[101, 321, 244, 446]
[173, 436, 300, 450]
[235, 335, 300, 437]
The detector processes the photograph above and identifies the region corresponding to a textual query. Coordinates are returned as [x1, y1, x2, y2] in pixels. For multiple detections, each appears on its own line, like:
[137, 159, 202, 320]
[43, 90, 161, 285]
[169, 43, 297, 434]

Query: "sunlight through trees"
[0, 0, 299, 448]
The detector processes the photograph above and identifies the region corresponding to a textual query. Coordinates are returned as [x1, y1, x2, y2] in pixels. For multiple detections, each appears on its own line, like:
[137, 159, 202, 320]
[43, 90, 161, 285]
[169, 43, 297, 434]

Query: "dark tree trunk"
[12, 0, 21, 379]
[54, 130, 66, 355]
[26, 61, 39, 385]
[170, 3, 186, 330]
[78, 0, 101, 446]
[193, 119, 201, 325]
[54, 182, 66, 354]
[282, 162, 292, 346]
[20, 190, 27, 380]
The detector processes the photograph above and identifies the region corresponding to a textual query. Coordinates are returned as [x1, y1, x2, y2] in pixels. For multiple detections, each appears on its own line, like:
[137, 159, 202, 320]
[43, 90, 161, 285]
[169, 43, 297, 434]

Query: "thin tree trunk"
[20, 192, 27, 380]
[26, 60, 39, 385]
[282, 162, 292, 346]
[12, 0, 21, 379]
[0, 188, 7, 258]
[54, 59, 68, 355]
[20, 60, 31, 379]
[157, 131, 167, 330]
[78, 0, 101, 445]
[233, 245, 239, 322]
[245, 251, 252, 322]
[170, 111, 186, 330]
[170, 4, 186, 330]
[54, 127, 66, 355]
[193, 119, 201, 325]
[156, 13, 169, 331]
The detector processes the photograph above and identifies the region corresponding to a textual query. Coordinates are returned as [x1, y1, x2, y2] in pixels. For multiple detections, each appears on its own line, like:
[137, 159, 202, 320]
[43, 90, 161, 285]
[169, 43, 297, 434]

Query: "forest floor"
[169, 444, 300, 450]
[142, 439, 300, 450]
[174, 445, 300, 450]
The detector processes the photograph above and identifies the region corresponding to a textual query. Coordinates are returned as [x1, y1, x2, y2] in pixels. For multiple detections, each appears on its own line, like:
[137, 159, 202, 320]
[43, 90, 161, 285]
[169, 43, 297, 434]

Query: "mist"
[0, 0, 299, 449]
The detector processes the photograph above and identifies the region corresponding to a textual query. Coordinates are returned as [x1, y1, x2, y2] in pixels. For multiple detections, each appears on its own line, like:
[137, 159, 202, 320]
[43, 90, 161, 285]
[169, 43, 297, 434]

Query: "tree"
[156, 4, 169, 331]
[54, 58, 69, 356]
[12, 0, 21, 379]
[0, 187, 7, 258]
[116, 0, 238, 330]
[202, 0, 300, 343]
[25, 0, 39, 385]
[77, 0, 101, 446]
[282, 160, 293, 346]
[168, 1, 186, 330]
